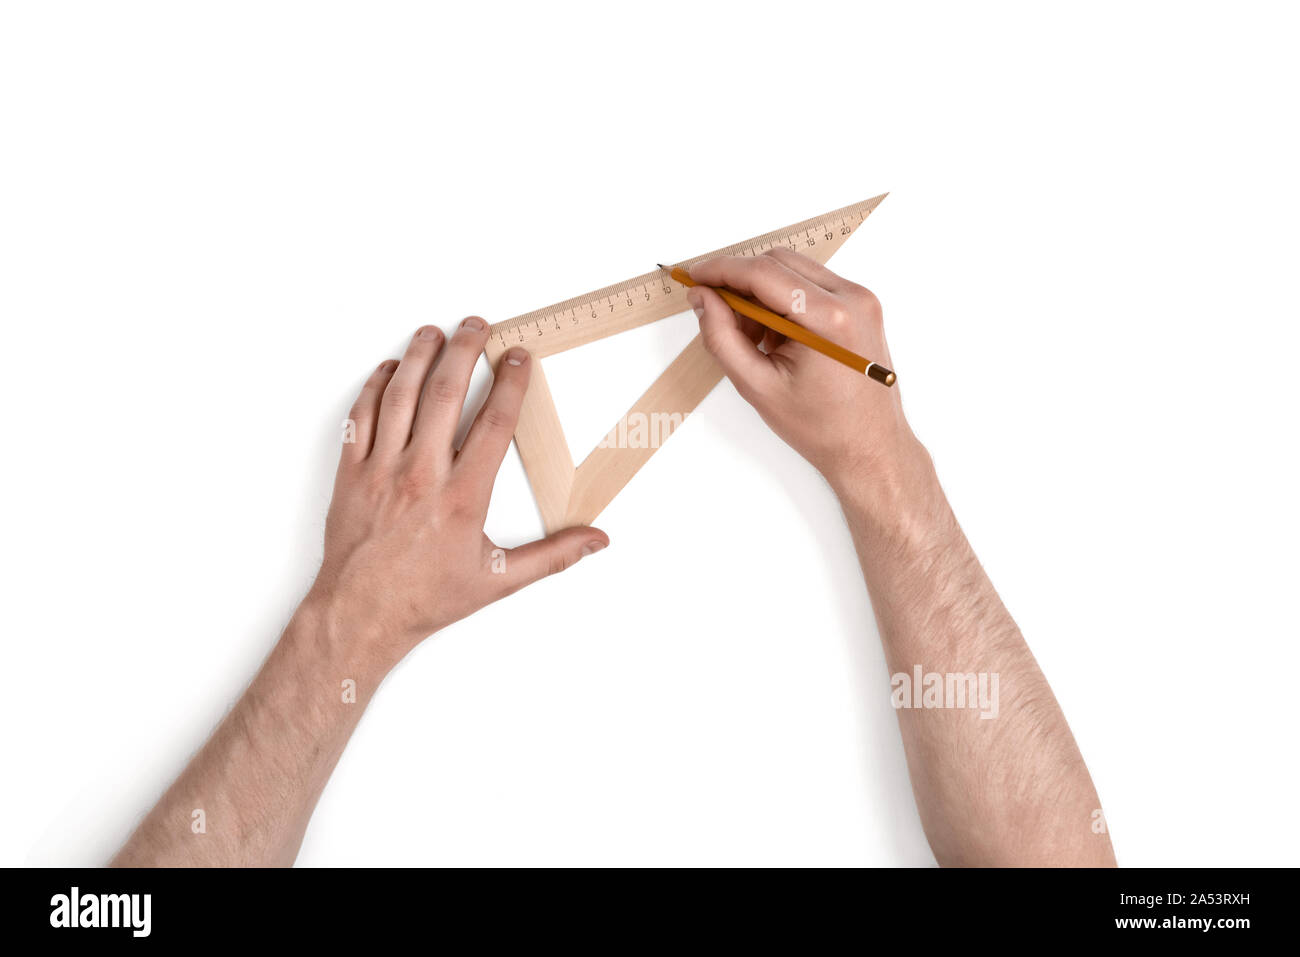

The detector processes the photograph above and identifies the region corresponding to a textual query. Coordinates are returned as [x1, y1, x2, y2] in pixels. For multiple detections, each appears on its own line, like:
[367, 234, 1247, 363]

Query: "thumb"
[690, 286, 778, 405]
[500, 526, 609, 594]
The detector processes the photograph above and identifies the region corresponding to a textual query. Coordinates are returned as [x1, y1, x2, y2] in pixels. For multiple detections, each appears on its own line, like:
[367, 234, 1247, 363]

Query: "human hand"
[306, 318, 608, 668]
[688, 250, 932, 504]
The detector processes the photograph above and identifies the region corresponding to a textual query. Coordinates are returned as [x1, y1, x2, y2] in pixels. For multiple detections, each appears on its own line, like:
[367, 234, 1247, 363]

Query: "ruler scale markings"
[486, 194, 886, 361]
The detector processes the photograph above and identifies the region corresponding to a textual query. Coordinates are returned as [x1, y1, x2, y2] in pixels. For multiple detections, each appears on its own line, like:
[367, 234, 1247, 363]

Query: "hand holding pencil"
[678, 248, 921, 490]
[662, 263, 895, 387]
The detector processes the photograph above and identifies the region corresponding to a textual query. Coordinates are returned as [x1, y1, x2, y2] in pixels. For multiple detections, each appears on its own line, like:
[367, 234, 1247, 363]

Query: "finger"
[737, 314, 766, 345]
[689, 254, 836, 319]
[372, 325, 446, 458]
[455, 346, 530, 497]
[411, 316, 490, 462]
[763, 248, 883, 346]
[689, 285, 780, 405]
[735, 314, 784, 353]
[762, 247, 856, 295]
[498, 526, 609, 595]
[342, 359, 397, 464]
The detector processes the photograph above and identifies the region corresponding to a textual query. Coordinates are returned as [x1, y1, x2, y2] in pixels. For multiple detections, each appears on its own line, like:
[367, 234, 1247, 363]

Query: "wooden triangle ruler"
[484, 193, 888, 533]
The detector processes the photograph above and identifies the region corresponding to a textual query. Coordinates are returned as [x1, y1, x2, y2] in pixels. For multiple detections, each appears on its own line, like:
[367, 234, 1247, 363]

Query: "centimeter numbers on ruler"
[488, 194, 886, 359]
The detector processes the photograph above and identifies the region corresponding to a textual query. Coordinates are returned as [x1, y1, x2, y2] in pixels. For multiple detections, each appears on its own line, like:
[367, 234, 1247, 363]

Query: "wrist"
[288, 586, 405, 686]
[825, 438, 950, 546]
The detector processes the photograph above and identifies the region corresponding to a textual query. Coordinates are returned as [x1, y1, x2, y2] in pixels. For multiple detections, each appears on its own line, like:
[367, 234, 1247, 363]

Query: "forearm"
[113, 317, 601, 867]
[111, 595, 391, 867]
[832, 444, 1115, 866]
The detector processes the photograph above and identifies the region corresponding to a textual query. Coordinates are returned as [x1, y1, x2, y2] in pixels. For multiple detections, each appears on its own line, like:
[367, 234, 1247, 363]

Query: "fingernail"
[580, 541, 606, 558]
[417, 325, 441, 341]
[686, 290, 704, 318]
[504, 348, 528, 366]
[461, 317, 485, 332]
[378, 360, 398, 373]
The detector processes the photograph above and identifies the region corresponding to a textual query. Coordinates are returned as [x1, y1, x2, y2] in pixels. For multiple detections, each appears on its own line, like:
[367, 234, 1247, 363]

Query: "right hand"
[688, 249, 928, 497]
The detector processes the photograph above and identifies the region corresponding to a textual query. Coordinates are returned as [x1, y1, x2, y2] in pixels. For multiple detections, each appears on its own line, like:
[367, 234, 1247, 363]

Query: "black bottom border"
[3, 866, 1280, 945]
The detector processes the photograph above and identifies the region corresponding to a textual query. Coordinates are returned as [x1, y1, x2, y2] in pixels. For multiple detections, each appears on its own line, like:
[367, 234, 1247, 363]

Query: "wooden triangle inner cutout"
[483, 194, 887, 533]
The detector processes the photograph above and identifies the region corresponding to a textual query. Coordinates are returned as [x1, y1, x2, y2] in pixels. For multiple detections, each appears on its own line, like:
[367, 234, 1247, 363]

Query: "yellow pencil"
[659, 264, 896, 387]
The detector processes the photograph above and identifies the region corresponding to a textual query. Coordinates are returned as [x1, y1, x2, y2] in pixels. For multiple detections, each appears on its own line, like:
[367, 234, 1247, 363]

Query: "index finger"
[452, 346, 531, 507]
[762, 247, 858, 296]
[688, 255, 834, 319]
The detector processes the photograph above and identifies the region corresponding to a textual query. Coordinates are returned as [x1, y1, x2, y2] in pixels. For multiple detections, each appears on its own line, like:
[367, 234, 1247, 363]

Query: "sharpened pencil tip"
[655, 263, 668, 270]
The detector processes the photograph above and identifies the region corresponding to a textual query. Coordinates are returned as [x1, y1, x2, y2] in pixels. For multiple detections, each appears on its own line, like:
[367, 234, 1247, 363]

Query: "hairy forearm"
[112, 314, 603, 867]
[832, 444, 1115, 867]
[111, 597, 390, 867]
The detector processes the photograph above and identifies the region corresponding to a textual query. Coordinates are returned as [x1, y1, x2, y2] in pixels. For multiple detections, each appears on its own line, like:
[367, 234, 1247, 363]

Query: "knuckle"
[699, 322, 727, 357]
[424, 377, 462, 406]
[383, 383, 418, 408]
[478, 404, 516, 433]
[852, 285, 882, 313]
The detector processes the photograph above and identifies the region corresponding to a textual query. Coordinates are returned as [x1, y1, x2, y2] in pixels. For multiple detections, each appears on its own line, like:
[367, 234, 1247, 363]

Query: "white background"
[2, 1, 1297, 866]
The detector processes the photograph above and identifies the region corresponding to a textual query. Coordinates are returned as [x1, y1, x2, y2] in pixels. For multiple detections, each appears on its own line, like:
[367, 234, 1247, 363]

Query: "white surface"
[2, 1, 1297, 867]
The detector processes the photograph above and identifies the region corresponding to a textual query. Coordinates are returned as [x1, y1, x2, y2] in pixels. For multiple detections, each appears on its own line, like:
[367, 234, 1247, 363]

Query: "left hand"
[307, 317, 608, 668]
